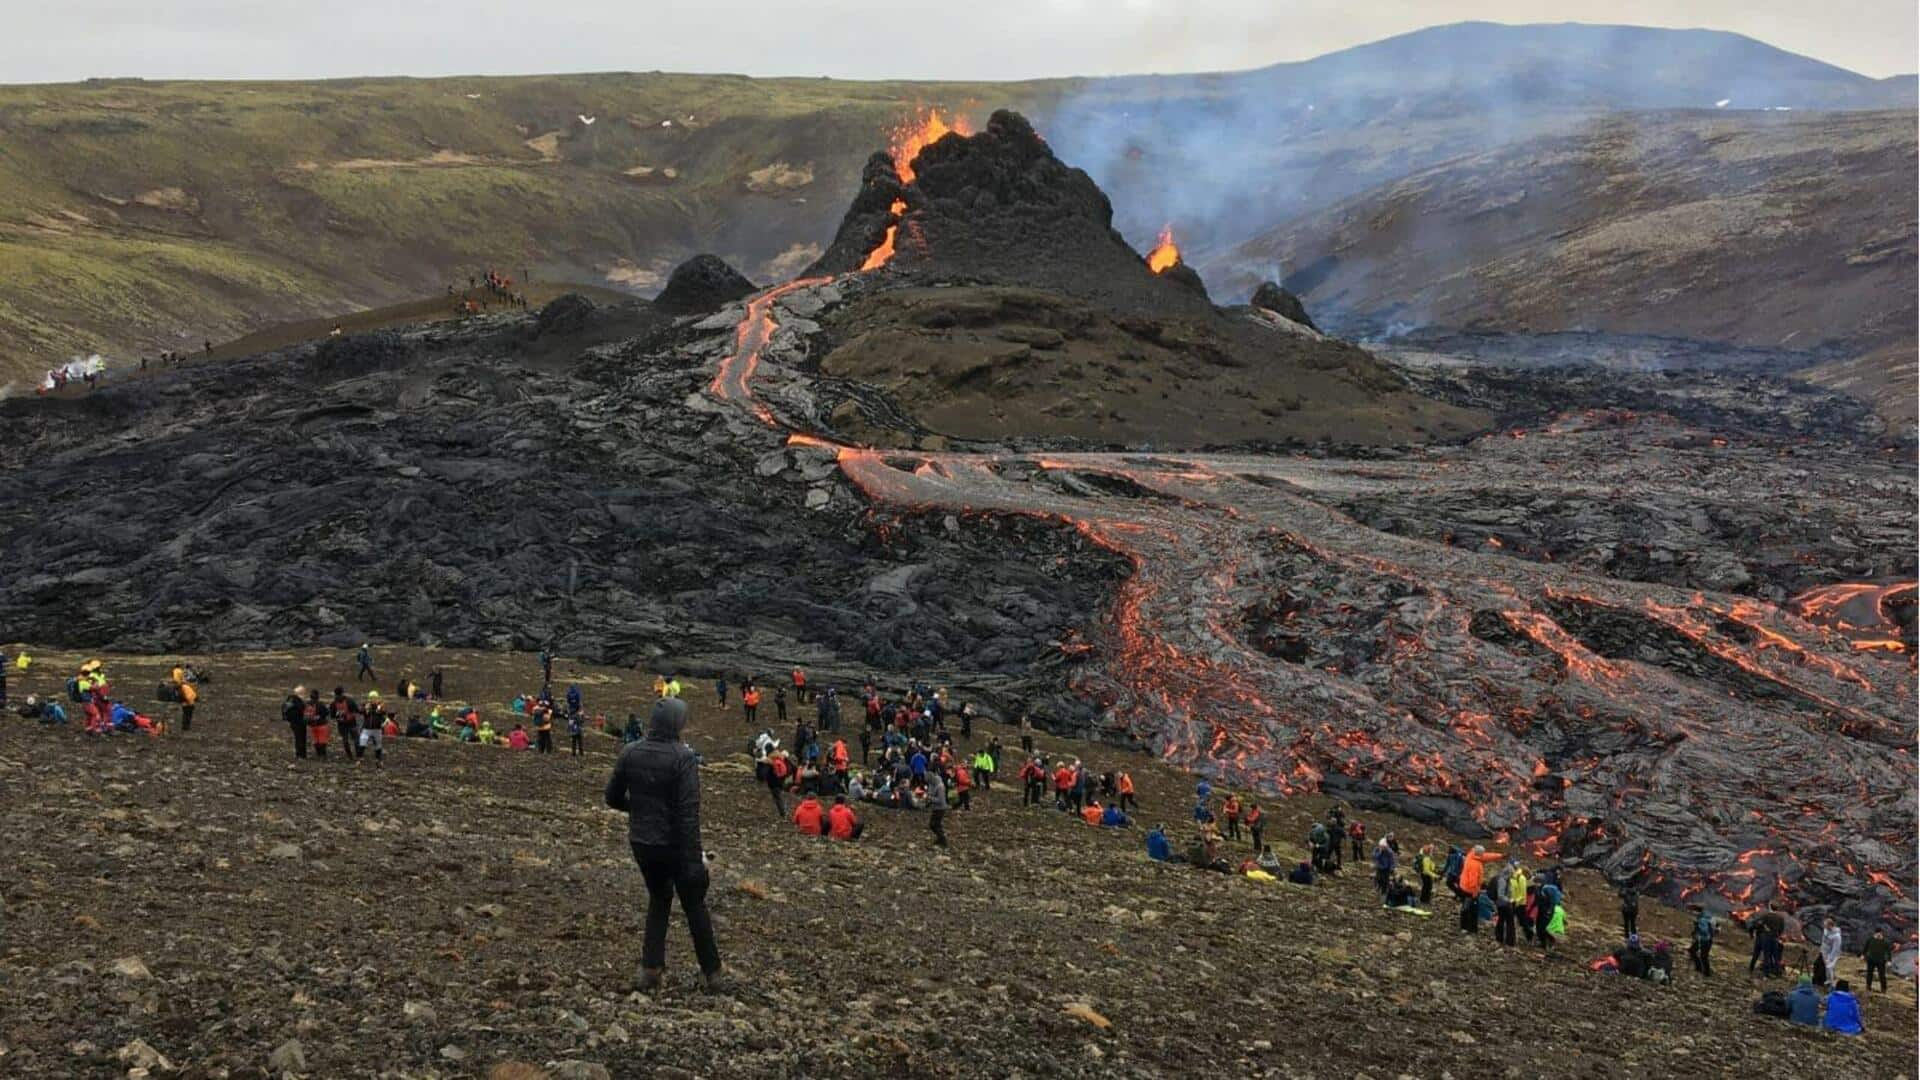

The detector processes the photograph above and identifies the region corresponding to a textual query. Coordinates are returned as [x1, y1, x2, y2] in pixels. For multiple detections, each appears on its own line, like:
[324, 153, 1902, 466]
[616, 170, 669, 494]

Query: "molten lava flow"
[705, 275, 1917, 940]
[861, 198, 909, 271]
[1146, 225, 1180, 274]
[705, 276, 834, 427]
[888, 108, 972, 184]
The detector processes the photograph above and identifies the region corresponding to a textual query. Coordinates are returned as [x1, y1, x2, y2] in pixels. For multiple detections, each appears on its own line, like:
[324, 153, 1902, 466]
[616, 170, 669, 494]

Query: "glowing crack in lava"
[861, 199, 909, 271]
[705, 276, 1917, 934]
[1146, 225, 1180, 273]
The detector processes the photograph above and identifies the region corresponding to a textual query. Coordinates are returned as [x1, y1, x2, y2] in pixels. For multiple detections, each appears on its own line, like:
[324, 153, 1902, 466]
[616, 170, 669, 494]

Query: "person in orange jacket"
[1052, 762, 1074, 810]
[1080, 799, 1104, 826]
[792, 794, 825, 836]
[953, 762, 973, 810]
[1244, 802, 1264, 850]
[830, 738, 851, 793]
[828, 795, 863, 840]
[1115, 769, 1136, 812]
[790, 667, 808, 704]
[1457, 844, 1504, 932]
[742, 684, 762, 725]
[305, 690, 331, 758]
[1222, 794, 1243, 841]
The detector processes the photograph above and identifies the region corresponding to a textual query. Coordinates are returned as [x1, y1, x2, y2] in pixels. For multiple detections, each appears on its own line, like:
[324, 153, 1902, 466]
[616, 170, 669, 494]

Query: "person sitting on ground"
[792, 794, 825, 836]
[1384, 876, 1421, 910]
[1146, 824, 1174, 862]
[1612, 934, 1653, 979]
[1287, 859, 1315, 886]
[477, 720, 499, 745]
[1822, 979, 1863, 1035]
[506, 722, 531, 750]
[405, 714, 431, 738]
[1254, 844, 1284, 875]
[827, 795, 863, 841]
[1099, 802, 1131, 828]
[1786, 975, 1822, 1026]
[1080, 799, 1104, 827]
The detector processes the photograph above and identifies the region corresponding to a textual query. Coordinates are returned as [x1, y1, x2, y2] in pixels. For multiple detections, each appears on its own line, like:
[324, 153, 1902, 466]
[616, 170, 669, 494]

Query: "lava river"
[708, 280, 1918, 933]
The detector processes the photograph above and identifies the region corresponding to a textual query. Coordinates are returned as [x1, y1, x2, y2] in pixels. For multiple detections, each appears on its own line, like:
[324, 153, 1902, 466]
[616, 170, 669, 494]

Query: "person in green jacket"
[1863, 928, 1893, 993]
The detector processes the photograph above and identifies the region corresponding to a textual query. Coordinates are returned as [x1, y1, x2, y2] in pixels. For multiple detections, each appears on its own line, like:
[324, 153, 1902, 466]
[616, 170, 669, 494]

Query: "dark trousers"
[571, 732, 583, 755]
[291, 723, 308, 759]
[1248, 823, 1261, 850]
[1495, 903, 1517, 946]
[744, 704, 756, 725]
[632, 847, 720, 976]
[339, 721, 360, 758]
[1121, 793, 1137, 813]
[767, 780, 786, 817]
[1374, 867, 1390, 895]
[929, 810, 948, 847]
[1226, 817, 1241, 841]
[1020, 735, 1032, 754]
[1690, 940, 1714, 976]
[1538, 910, 1556, 948]
[1622, 910, 1638, 938]
[1459, 897, 1478, 933]
[1025, 780, 1042, 806]
[357, 663, 375, 682]
[1866, 958, 1886, 991]
[1419, 874, 1434, 906]
[180, 705, 195, 731]
[1351, 838, 1364, 862]
[537, 730, 553, 753]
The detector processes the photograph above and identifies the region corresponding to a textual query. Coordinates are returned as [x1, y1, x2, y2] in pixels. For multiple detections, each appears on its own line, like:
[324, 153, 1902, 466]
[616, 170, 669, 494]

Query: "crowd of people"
[3, 654, 197, 737]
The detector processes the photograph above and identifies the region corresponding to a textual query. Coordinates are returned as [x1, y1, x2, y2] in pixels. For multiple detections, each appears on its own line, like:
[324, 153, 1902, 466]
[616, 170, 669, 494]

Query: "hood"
[649, 696, 689, 740]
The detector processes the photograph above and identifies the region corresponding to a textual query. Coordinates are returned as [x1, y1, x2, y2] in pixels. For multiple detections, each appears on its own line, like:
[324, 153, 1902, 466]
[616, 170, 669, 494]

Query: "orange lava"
[861, 198, 909, 271]
[888, 108, 971, 184]
[1146, 225, 1180, 273]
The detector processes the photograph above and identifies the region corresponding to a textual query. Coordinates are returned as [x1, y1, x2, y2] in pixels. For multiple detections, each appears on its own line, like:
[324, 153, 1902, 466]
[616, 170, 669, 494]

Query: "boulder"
[654, 255, 758, 315]
[1250, 281, 1318, 331]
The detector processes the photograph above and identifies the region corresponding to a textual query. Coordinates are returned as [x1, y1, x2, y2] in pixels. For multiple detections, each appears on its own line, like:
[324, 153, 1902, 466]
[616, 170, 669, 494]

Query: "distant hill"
[0, 22, 1911, 387]
[1219, 109, 1917, 356]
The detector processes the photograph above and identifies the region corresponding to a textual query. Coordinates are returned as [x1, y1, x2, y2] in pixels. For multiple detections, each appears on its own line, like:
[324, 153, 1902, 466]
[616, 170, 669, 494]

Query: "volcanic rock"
[806, 110, 1210, 318]
[534, 293, 597, 336]
[654, 254, 758, 314]
[1250, 281, 1318, 331]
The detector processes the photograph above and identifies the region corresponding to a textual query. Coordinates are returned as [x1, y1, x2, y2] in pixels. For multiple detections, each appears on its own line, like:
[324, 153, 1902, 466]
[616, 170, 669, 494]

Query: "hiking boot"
[698, 970, 734, 995]
[633, 967, 664, 993]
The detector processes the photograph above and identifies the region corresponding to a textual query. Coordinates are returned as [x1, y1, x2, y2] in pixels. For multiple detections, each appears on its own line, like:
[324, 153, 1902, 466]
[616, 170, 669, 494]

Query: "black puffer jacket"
[604, 698, 702, 856]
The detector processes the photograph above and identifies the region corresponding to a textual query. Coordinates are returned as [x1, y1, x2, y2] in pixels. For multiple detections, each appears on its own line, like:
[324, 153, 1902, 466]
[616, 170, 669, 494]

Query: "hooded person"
[828, 795, 863, 840]
[1822, 980, 1864, 1035]
[604, 696, 726, 993]
[792, 794, 826, 836]
[1785, 975, 1822, 1026]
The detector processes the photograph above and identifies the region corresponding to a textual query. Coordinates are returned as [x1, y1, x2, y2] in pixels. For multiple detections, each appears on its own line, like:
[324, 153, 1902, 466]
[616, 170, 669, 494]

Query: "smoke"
[40, 353, 110, 392]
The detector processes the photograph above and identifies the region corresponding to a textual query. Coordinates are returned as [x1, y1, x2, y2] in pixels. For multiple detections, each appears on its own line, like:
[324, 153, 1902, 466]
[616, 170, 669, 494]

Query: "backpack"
[156, 682, 179, 703]
[67, 677, 83, 703]
[1753, 990, 1789, 1018]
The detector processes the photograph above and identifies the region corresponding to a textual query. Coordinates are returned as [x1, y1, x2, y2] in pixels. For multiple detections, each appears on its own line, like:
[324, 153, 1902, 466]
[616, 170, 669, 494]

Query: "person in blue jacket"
[566, 683, 583, 717]
[1822, 980, 1864, 1035]
[1786, 975, 1822, 1026]
[1146, 825, 1173, 861]
[1100, 804, 1131, 828]
[1442, 846, 1466, 898]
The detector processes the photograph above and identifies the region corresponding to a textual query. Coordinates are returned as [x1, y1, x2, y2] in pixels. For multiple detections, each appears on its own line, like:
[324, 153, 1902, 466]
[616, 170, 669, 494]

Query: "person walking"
[1619, 885, 1640, 939]
[568, 710, 585, 756]
[355, 644, 376, 683]
[603, 697, 726, 993]
[1818, 918, 1844, 988]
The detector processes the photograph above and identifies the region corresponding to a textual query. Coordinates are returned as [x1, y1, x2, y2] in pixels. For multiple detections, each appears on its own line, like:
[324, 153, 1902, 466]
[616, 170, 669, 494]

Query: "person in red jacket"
[1021, 757, 1046, 806]
[1244, 802, 1264, 850]
[790, 667, 808, 704]
[827, 795, 863, 840]
[953, 762, 973, 810]
[1222, 794, 1242, 841]
[1052, 762, 1074, 810]
[791, 795, 825, 836]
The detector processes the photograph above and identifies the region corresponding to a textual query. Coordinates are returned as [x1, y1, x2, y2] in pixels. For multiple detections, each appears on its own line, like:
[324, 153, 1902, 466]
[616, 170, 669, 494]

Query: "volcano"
[802, 109, 1482, 449]
[809, 110, 1211, 315]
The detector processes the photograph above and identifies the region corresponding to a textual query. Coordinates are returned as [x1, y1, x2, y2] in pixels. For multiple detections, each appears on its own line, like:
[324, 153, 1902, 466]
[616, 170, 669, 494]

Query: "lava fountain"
[1146, 225, 1180, 273]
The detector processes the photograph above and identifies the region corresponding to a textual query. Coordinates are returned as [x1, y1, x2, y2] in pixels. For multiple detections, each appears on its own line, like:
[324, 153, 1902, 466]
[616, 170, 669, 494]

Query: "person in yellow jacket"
[177, 678, 199, 733]
[651, 674, 667, 699]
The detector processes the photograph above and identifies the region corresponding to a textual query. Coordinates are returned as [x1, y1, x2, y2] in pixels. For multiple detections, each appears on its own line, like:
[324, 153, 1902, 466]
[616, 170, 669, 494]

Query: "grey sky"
[9, 0, 1916, 84]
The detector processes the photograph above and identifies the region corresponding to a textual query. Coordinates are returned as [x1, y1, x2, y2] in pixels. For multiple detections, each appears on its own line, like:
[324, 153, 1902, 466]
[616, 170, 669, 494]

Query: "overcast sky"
[10, 1, 1916, 84]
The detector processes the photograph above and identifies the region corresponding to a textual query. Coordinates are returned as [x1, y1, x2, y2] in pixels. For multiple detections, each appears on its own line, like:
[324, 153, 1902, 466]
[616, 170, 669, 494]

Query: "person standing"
[715, 676, 728, 708]
[742, 684, 761, 726]
[603, 697, 726, 992]
[539, 649, 554, 686]
[1619, 885, 1640, 939]
[535, 706, 555, 754]
[1818, 918, 1844, 988]
[568, 710, 585, 756]
[1244, 802, 1263, 851]
[283, 686, 309, 760]
[1862, 928, 1892, 992]
[356, 644, 376, 683]
[925, 768, 950, 848]
[1689, 906, 1716, 977]
[176, 671, 199, 732]
[430, 669, 444, 700]
[1415, 845, 1438, 907]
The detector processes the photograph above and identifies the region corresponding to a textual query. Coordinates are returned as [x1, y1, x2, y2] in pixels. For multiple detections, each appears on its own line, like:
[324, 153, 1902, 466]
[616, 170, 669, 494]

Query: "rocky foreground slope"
[0, 647, 1912, 1078]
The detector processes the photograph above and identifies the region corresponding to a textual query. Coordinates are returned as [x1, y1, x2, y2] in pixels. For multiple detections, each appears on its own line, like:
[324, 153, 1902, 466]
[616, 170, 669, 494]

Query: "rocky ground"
[1, 647, 1913, 1079]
